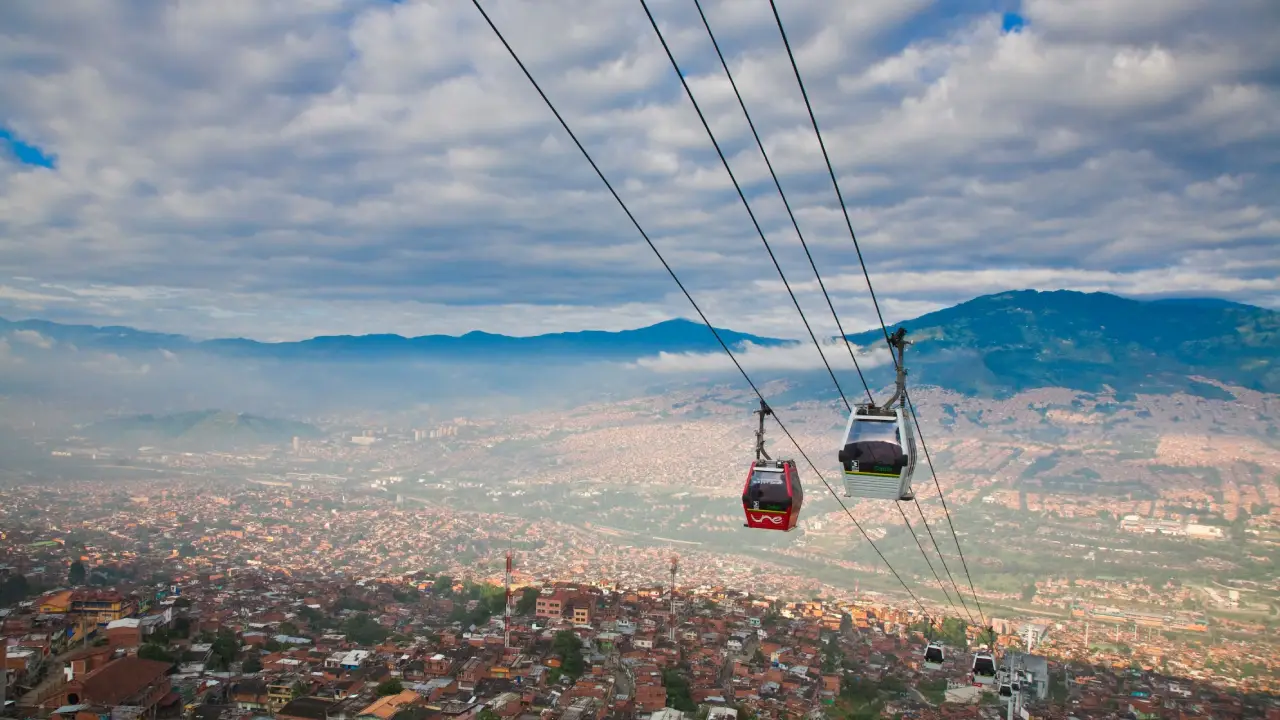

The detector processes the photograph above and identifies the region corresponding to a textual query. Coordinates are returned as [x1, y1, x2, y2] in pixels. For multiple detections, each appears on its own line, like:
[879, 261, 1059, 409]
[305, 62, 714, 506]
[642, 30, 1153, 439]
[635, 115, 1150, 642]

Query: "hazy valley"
[4, 291, 1278, 635]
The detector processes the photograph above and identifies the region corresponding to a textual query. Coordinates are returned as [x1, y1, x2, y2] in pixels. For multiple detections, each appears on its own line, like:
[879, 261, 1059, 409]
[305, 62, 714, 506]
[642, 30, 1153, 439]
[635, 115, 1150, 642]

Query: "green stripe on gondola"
[843, 470, 901, 478]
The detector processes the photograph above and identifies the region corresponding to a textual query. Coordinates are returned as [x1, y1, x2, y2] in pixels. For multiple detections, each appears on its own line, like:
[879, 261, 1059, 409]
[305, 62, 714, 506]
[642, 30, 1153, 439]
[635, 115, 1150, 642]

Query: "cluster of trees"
[391, 587, 420, 604]
[820, 638, 845, 673]
[67, 560, 137, 588]
[838, 675, 907, 720]
[430, 575, 455, 597]
[516, 587, 539, 615]
[375, 679, 404, 696]
[335, 594, 373, 612]
[298, 605, 331, 630]
[552, 630, 585, 680]
[907, 617, 969, 650]
[0, 574, 34, 606]
[344, 613, 391, 646]
[447, 581, 514, 629]
[137, 643, 173, 663]
[208, 629, 240, 671]
[661, 668, 697, 712]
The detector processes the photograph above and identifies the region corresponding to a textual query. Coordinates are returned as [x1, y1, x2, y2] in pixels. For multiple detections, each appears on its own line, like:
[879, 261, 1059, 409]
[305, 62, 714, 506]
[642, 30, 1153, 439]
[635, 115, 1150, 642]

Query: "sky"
[0, 0, 1277, 342]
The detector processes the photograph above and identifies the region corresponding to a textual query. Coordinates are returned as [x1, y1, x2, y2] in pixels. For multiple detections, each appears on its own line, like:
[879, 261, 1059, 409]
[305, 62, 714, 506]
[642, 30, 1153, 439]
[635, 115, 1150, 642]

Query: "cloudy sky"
[1, 0, 1277, 342]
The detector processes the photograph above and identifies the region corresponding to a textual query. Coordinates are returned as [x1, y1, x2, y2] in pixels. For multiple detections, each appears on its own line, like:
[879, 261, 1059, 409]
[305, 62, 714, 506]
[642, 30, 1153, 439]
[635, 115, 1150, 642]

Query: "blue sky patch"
[0, 126, 57, 168]
[1001, 12, 1026, 34]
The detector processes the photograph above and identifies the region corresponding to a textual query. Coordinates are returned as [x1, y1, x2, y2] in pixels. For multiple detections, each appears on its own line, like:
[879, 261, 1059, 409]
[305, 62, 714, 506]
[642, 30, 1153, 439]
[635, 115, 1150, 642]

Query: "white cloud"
[633, 339, 892, 374]
[10, 329, 53, 349]
[0, 0, 1274, 340]
[0, 338, 21, 365]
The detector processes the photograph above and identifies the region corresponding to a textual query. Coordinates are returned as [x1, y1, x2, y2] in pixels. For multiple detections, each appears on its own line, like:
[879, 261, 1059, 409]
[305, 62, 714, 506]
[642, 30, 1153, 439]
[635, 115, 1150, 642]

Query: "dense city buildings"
[0, 475, 1277, 720]
[1, 383, 1278, 718]
[0, 558, 1274, 720]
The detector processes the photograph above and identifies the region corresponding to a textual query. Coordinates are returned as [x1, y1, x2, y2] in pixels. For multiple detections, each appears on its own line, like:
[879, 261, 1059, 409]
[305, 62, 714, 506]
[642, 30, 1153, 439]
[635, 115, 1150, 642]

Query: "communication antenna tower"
[504, 550, 514, 649]
[669, 554, 679, 642]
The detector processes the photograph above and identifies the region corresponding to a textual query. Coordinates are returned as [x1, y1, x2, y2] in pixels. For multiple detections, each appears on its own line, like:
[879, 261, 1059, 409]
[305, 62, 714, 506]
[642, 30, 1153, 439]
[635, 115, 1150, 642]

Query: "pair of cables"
[468, 0, 985, 626]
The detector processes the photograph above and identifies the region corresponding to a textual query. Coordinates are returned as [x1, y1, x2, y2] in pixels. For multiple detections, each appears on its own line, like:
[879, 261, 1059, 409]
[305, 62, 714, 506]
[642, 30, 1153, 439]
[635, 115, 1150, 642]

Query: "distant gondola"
[972, 652, 997, 686]
[997, 670, 1013, 697]
[923, 642, 945, 670]
[741, 400, 803, 532]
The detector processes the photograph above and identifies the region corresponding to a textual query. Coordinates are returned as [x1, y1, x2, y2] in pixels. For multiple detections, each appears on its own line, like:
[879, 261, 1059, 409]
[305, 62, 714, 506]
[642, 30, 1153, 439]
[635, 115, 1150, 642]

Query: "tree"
[69, 560, 86, 585]
[516, 587, 539, 615]
[433, 575, 455, 598]
[344, 613, 391, 645]
[137, 644, 173, 663]
[391, 588, 419, 604]
[298, 605, 327, 628]
[1021, 584, 1038, 602]
[375, 679, 404, 697]
[661, 668, 696, 712]
[821, 643, 844, 673]
[208, 630, 239, 671]
[335, 595, 372, 612]
[839, 613, 853, 634]
[279, 621, 299, 636]
[243, 656, 263, 673]
[552, 630, 585, 679]
[0, 574, 30, 607]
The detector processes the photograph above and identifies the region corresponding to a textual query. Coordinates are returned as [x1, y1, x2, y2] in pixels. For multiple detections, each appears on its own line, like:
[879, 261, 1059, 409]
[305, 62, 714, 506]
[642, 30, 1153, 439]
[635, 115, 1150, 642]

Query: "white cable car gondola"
[971, 652, 997, 686]
[839, 328, 917, 501]
[923, 642, 945, 670]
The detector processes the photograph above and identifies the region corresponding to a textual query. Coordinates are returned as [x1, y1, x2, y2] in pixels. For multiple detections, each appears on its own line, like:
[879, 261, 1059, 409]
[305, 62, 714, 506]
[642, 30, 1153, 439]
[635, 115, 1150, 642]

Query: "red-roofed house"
[55, 656, 172, 713]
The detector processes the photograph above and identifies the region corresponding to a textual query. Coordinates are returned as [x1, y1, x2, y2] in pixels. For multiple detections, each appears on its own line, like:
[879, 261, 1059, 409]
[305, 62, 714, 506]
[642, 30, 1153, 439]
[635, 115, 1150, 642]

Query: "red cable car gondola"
[741, 400, 804, 532]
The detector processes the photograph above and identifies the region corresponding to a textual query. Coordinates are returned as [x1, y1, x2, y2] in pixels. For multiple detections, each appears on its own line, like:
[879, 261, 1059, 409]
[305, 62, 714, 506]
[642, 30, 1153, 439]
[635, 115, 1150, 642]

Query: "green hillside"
[845, 290, 1279, 397]
[84, 410, 323, 449]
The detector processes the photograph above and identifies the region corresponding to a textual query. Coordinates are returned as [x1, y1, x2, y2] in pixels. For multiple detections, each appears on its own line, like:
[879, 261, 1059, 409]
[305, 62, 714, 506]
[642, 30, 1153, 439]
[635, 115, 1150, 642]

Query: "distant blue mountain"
[0, 316, 791, 361]
[843, 290, 1278, 396]
[3, 290, 1275, 397]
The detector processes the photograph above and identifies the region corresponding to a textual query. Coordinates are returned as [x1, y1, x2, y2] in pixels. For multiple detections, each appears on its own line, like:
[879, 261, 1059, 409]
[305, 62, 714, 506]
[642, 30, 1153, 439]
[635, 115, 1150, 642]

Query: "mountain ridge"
[840, 289, 1278, 397]
[81, 409, 322, 450]
[3, 290, 1277, 397]
[0, 316, 787, 360]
